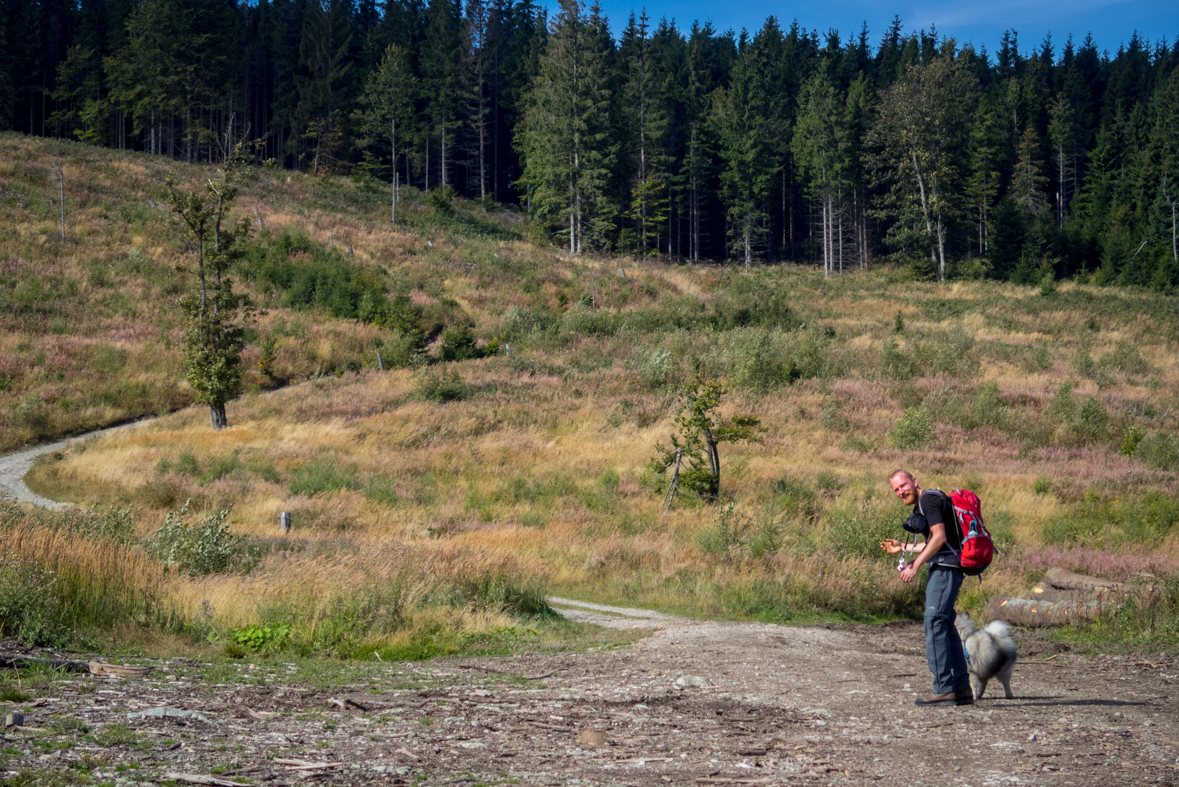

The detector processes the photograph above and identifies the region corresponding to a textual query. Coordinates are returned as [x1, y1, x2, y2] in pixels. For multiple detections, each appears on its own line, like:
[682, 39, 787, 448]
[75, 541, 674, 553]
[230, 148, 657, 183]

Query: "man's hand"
[880, 538, 904, 554]
[900, 565, 918, 583]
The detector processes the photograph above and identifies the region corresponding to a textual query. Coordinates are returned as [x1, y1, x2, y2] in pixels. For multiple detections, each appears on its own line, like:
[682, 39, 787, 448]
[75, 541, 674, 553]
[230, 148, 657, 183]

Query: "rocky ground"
[2, 598, 1177, 787]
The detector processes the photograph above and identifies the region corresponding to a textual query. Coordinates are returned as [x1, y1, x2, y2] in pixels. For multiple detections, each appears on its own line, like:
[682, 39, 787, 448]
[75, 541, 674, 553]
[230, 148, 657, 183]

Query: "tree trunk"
[983, 595, 1104, 627]
[390, 119, 397, 225]
[910, 151, 938, 275]
[210, 402, 228, 430]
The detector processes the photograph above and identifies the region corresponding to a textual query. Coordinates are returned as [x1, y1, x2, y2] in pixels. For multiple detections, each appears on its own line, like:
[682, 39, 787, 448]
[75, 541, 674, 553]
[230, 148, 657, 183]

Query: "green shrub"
[1042, 489, 1178, 549]
[382, 329, 427, 369]
[247, 459, 282, 484]
[1046, 379, 1078, 422]
[1120, 425, 1147, 456]
[145, 500, 242, 576]
[1021, 344, 1052, 373]
[414, 368, 473, 402]
[985, 508, 1018, 554]
[363, 475, 399, 506]
[824, 498, 901, 559]
[289, 460, 359, 497]
[696, 501, 750, 559]
[0, 555, 70, 647]
[772, 476, 821, 523]
[890, 406, 935, 450]
[1138, 432, 1179, 471]
[635, 348, 672, 390]
[438, 326, 482, 361]
[815, 470, 842, 493]
[1033, 476, 1053, 495]
[175, 451, 200, 478]
[239, 230, 388, 323]
[968, 381, 1007, 429]
[1098, 340, 1151, 379]
[746, 504, 786, 558]
[200, 453, 241, 484]
[498, 305, 547, 342]
[1071, 396, 1109, 443]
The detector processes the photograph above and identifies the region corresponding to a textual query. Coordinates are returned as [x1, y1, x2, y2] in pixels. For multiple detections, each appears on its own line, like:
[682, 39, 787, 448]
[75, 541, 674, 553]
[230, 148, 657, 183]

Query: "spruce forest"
[6, 0, 1179, 285]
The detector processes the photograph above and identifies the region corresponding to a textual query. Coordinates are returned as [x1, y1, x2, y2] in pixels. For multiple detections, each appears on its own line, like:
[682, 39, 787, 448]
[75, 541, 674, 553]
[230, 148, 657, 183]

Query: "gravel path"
[0, 422, 142, 510]
[2, 610, 1176, 787]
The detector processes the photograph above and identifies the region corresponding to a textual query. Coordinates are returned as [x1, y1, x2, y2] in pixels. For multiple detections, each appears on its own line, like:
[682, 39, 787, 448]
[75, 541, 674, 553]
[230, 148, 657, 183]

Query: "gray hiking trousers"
[925, 566, 970, 695]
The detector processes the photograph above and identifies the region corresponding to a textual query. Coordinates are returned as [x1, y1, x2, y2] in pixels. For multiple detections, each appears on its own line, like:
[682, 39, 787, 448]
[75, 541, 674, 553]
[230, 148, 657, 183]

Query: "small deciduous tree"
[166, 146, 252, 429]
[649, 375, 764, 505]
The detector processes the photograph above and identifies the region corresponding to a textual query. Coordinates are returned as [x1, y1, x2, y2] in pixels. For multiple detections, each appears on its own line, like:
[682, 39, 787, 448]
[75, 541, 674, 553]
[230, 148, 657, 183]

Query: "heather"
[6, 135, 1179, 649]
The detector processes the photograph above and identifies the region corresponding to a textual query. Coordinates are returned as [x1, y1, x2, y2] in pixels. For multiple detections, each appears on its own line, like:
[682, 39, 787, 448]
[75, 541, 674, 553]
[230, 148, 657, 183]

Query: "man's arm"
[899, 523, 946, 583]
[880, 539, 928, 554]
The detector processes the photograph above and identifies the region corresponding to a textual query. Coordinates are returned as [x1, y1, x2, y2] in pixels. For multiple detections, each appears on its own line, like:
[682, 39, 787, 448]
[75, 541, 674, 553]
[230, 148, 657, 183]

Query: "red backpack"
[937, 489, 995, 576]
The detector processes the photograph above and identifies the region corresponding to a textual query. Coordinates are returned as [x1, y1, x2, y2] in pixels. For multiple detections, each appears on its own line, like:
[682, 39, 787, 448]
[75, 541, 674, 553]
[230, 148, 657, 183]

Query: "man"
[880, 469, 972, 707]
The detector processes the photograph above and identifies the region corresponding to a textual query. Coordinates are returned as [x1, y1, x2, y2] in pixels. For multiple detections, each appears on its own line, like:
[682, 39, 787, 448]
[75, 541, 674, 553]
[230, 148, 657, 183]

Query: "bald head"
[889, 470, 919, 506]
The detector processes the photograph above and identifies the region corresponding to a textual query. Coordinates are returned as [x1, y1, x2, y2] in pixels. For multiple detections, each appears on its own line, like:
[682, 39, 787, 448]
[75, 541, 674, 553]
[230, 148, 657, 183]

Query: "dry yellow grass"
[8, 132, 1179, 635]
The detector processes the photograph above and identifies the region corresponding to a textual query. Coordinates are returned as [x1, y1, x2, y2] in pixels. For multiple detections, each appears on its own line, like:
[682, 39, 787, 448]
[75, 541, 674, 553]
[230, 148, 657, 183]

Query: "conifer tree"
[1048, 94, 1078, 226]
[966, 97, 1004, 256]
[713, 45, 772, 271]
[793, 65, 848, 276]
[357, 44, 417, 224]
[1012, 124, 1050, 217]
[619, 10, 669, 255]
[423, 0, 463, 189]
[515, 0, 616, 254]
[293, 0, 355, 174]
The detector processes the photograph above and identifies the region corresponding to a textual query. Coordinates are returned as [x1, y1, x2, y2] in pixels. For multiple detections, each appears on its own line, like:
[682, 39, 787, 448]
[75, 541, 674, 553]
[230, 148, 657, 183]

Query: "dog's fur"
[955, 612, 1016, 699]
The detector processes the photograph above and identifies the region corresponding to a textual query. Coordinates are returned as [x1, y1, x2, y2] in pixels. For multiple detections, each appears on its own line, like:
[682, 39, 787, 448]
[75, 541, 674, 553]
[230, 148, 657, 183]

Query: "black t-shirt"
[916, 490, 962, 568]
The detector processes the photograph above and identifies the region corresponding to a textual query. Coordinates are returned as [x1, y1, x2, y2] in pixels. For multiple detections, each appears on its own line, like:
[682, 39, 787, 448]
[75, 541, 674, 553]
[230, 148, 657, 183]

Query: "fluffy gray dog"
[955, 612, 1017, 700]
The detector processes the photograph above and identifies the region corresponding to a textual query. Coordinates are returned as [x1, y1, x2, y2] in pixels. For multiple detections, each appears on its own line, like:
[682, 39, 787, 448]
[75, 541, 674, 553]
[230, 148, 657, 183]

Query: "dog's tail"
[983, 620, 1011, 640]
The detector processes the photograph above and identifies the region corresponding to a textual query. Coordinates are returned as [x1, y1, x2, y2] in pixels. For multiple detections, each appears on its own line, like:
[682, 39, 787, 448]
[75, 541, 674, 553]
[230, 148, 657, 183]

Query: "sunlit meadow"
[6, 133, 1179, 653]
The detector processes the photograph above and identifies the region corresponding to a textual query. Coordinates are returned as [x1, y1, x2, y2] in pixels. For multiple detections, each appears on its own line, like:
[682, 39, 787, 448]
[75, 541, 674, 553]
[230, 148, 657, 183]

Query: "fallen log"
[0, 656, 150, 677]
[1029, 586, 1111, 604]
[984, 595, 1105, 627]
[1043, 567, 1162, 601]
[1043, 567, 1131, 594]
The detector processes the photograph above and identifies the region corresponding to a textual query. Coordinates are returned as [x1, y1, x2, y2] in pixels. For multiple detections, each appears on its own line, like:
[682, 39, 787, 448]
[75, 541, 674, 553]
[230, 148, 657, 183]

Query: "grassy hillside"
[6, 134, 1179, 655]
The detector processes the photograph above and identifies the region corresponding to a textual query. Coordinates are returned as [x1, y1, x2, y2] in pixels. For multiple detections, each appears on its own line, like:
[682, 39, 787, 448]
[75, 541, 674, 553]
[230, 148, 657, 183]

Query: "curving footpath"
[0, 422, 141, 511]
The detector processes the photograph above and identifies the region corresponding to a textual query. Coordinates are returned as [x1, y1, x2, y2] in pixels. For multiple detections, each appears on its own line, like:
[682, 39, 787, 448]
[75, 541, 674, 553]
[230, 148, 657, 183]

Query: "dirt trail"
[0, 421, 142, 510]
[3, 599, 1177, 787]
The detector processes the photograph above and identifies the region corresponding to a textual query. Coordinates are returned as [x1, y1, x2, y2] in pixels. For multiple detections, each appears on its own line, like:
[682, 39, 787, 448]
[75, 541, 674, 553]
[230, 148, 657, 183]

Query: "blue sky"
[562, 0, 1179, 56]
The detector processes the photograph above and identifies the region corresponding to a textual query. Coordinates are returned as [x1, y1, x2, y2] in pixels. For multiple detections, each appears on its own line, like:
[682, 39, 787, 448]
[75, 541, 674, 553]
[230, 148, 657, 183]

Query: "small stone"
[458, 741, 486, 749]
[577, 729, 609, 747]
[1028, 733, 1037, 741]
[4, 713, 23, 727]
[675, 675, 713, 688]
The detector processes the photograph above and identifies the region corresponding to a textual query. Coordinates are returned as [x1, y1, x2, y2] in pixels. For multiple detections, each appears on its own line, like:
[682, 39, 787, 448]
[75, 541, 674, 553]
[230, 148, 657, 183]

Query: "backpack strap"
[922, 488, 963, 562]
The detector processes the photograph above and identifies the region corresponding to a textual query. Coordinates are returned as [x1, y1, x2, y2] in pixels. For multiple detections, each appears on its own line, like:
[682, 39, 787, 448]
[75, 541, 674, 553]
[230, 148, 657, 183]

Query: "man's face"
[891, 474, 917, 506]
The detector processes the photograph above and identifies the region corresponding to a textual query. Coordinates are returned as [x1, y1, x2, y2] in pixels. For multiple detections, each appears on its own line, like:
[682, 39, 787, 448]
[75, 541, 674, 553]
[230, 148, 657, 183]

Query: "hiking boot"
[914, 690, 974, 707]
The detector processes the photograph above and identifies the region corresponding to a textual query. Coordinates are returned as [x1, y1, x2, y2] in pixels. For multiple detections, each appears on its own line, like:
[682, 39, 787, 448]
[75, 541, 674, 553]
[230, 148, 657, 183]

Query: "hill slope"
[5, 136, 1179, 649]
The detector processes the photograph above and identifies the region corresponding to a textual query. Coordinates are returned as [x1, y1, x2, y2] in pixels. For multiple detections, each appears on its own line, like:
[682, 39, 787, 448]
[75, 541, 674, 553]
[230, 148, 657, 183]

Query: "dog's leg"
[998, 662, 1015, 699]
[970, 673, 984, 700]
